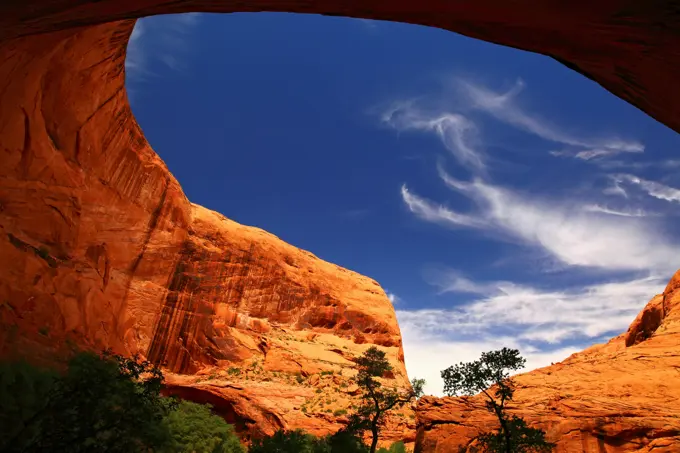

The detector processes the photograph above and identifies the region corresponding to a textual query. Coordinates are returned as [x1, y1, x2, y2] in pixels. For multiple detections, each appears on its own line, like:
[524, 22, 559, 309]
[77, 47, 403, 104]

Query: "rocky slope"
[0, 184, 414, 443]
[1, 0, 680, 449]
[0, 13, 419, 445]
[414, 271, 680, 453]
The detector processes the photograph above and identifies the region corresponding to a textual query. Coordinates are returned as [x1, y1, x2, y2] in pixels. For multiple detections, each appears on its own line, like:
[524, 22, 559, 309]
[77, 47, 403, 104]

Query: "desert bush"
[161, 400, 244, 453]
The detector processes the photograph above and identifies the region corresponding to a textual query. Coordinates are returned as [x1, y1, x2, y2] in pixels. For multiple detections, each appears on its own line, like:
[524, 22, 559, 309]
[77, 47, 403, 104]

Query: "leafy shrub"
[0, 351, 176, 452]
[376, 441, 409, 453]
[333, 409, 347, 416]
[161, 400, 244, 453]
[227, 367, 241, 376]
[248, 429, 368, 453]
[0, 351, 245, 453]
[248, 429, 321, 453]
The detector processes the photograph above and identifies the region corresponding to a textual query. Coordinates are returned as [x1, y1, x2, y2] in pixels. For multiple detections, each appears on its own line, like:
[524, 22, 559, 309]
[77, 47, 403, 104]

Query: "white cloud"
[398, 273, 667, 395]
[402, 170, 680, 272]
[597, 159, 680, 171]
[384, 76, 672, 398]
[582, 204, 650, 217]
[125, 13, 201, 83]
[385, 291, 400, 305]
[382, 105, 487, 173]
[399, 322, 582, 397]
[603, 175, 629, 198]
[401, 185, 487, 229]
[617, 174, 680, 203]
[457, 79, 644, 158]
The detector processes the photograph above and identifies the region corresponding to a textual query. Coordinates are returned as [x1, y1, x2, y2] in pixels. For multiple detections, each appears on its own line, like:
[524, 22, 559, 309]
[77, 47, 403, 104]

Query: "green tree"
[322, 428, 370, 453]
[248, 429, 368, 453]
[440, 348, 555, 453]
[0, 350, 176, 452]
[376, 440, 410, 453]
[161, 400, 245, 453]
[353, 346, 425, 453]
[248, 429, 320, 453]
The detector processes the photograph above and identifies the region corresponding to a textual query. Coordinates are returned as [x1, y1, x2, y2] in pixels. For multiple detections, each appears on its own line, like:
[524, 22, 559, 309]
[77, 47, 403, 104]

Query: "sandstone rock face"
[1, 0, 679, 449]
[415, 271, 680, 453]
[0, 13, 418, 445]
[1, 2, 679, 135]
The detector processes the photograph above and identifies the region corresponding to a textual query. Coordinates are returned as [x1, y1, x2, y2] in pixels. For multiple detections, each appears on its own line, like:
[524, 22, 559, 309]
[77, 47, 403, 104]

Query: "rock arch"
[0, 1, 678, 360]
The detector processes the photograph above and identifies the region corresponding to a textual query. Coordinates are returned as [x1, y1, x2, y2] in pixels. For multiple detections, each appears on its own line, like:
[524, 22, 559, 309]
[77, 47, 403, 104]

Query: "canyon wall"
[0, 20, 414, 443]
[1, 0, 680, 449]
[414, 270, 680, 453]
[1, 1, 679, 135]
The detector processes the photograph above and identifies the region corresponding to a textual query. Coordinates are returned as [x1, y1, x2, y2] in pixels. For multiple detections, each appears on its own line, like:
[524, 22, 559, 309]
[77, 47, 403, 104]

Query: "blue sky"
[126, 13, 680, 396]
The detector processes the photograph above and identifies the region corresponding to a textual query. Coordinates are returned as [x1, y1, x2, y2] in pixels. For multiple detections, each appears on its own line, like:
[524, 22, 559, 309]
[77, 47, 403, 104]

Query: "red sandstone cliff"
[1, 0, 680, 449]
[0, 12, 419, 444]
[414, 271, 680, 453]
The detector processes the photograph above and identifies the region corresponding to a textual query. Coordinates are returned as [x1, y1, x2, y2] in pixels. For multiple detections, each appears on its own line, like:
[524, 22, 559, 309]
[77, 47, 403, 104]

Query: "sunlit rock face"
[414, 270, 680, 453]
[0, 29, 412, 431]
[1, 0, 679, 448]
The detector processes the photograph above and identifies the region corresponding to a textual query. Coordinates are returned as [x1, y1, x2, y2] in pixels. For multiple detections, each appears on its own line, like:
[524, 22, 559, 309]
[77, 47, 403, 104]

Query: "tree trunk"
[494, 407, 512, 453]
[370, 421, 379, 453]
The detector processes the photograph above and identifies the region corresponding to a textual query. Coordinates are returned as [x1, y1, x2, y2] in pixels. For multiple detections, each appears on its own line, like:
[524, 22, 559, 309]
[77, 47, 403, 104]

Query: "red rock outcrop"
[414, 271, 680, 453]
[0, 11, 418, 444]
[1, 2, 679, 134]
[1, 0, 680, 449]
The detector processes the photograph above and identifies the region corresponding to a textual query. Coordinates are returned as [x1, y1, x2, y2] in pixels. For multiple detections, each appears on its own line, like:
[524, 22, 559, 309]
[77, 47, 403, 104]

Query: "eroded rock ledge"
[1, 0, 680, 449]
[415, 271, 680, 453]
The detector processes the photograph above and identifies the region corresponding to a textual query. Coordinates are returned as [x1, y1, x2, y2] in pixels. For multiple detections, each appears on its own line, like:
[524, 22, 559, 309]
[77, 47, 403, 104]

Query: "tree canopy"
[441, 348, 555, 453]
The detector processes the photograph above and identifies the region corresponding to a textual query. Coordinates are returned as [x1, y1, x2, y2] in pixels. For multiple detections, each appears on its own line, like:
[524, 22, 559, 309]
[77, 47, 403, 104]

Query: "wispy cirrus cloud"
[385, 290, 401, 305]
[615, 174, 680, 204]
[383, 75, 676, 396]
[125, 13, 201, 84]
[402, 169, 679, 272]
[456, 78, 645, 159]
[581, 204, 651, 217]
[382, 105, 487, 173]
[397, 272, 667, 395]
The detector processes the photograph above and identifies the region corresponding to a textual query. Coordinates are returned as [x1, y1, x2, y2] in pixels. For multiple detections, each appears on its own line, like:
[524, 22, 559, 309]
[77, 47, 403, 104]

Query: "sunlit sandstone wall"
[415, 271, 680, 453]
[1, 0, 679, 447]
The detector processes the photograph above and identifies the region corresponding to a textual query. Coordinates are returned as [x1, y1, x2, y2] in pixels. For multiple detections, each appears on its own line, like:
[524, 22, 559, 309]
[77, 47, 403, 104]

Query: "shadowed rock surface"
[415, 270, 680, 453]
[1, 0, 680, 449]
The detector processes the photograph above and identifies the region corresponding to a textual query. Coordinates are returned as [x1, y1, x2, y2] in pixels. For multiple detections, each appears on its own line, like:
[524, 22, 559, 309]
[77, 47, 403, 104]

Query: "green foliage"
[0, 351, 246, 453]
[248, 429, 321, 453]
[353, 346, 425, 453]
[320, 370, 334, 376]
[161, 400, 244, 453]
[322, 429, 370, 453]
[0, 350, 177, 453]
[441, 348, 525, 400]
[0, 359, 59, 450]
[376, 441, 410, 453]
[247, 429, 369, 453]
[295, 372, 305, 384]
[474, 416, 554, 453]
[441, 348, 555, 453]
[333, 408, 347, 416]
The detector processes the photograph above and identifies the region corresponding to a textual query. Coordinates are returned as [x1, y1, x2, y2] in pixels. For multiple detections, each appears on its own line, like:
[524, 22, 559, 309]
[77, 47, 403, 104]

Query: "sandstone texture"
[415, 271, 680, 453]
[1, 1, 679, 135]
[1, 0, 680, 449]
[0, 10, 420, 444]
